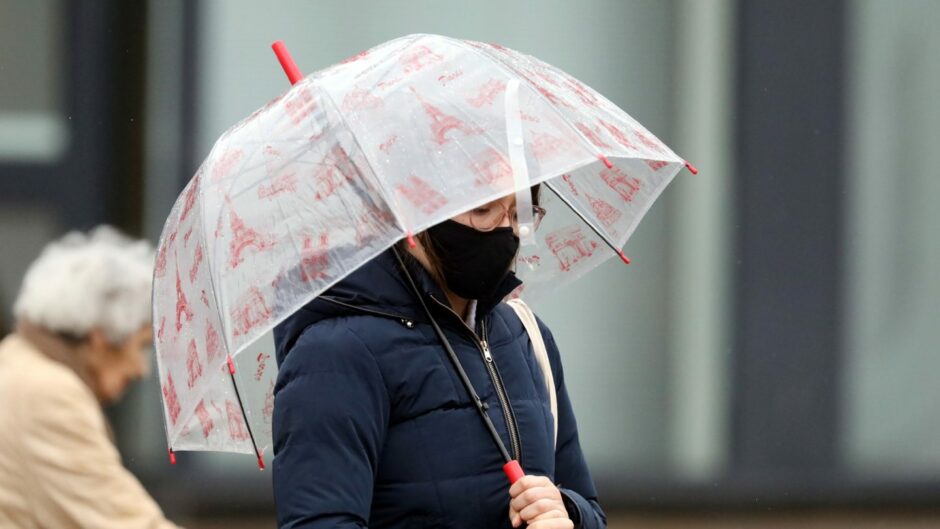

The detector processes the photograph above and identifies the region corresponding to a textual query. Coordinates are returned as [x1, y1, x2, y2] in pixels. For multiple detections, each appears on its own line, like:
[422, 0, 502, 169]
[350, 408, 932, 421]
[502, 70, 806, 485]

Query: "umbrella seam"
[449, 37, 619, 164]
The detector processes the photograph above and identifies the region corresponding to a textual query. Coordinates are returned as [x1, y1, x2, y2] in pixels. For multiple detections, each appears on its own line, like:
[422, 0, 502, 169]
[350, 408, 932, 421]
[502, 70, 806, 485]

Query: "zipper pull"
[481, 340, 493, 362]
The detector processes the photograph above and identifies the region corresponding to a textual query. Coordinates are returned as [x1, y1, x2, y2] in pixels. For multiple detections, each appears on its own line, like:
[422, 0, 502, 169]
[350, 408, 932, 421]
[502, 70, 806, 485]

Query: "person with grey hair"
[0, 226, 182, 529]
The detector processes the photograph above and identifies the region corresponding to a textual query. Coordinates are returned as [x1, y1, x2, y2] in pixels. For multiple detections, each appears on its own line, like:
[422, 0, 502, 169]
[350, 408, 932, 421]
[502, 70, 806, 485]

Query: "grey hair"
[13, 226, 155, 343]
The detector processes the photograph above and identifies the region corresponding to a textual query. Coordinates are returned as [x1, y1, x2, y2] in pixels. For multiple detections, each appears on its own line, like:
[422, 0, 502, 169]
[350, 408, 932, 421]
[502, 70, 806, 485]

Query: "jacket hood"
[274, 247, 521, 365]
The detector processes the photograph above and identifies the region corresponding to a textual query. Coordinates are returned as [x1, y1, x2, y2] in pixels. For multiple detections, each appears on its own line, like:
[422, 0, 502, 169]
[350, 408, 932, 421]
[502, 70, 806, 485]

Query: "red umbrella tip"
[599, 154, 613, 169]
[618, 250, 631, 265]
[684, 161, 699, 175]
[406, 232, 417, 248]
[257, 455, 266, 470]
[271, 40, 304, 85]
[227, 356, 236, 375]
[168, 448, 176, 465]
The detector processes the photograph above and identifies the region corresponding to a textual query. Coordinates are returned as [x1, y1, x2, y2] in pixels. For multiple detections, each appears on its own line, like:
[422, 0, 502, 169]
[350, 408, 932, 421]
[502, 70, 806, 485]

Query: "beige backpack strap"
[506, 298, 558, 448]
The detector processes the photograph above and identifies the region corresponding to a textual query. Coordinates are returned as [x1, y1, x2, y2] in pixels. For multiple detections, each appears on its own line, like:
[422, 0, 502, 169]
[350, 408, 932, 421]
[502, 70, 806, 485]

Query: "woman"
[273, 190, 606, 528]
[0, 227, 182, 529]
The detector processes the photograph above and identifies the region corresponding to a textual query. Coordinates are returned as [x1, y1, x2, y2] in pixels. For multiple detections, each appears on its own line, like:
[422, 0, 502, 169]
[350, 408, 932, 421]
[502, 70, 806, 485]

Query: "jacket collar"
[274, 246, 522, 364]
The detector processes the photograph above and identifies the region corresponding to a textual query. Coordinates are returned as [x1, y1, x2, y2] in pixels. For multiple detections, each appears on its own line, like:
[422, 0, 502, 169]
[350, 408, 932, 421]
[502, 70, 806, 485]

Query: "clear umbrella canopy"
[152, 34, 692, 464]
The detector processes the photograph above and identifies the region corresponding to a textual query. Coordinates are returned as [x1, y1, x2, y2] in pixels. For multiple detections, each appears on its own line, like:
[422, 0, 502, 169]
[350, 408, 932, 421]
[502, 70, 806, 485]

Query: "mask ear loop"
[504, 79, 536, 250]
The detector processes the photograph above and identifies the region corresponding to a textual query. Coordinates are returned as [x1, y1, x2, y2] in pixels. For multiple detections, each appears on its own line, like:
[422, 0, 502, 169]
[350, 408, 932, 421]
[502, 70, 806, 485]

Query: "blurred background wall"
[0, 0, 938, 527]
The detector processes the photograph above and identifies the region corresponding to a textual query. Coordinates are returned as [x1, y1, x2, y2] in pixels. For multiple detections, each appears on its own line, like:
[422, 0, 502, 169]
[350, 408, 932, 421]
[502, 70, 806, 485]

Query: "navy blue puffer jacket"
[272, 248, 606, 528]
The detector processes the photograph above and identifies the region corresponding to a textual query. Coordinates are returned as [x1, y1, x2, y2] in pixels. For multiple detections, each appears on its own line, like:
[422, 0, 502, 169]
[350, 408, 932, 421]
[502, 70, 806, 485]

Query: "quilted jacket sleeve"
[538, 319, 607, 529]
[272, 324, 390, 529]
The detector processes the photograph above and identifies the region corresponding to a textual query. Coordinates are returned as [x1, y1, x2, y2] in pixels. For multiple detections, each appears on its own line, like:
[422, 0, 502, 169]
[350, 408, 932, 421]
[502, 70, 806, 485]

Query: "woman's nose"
[499, 209, 515, 229]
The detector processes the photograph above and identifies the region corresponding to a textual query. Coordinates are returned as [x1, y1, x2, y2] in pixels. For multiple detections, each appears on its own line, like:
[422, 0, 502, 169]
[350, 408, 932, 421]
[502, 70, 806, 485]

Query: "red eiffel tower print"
[195, 399, 214, 438]
[175, 267, 193, 332]
[155, 231, 176, 278]
[189, 245, 203, 283]
[227, 203, 275, 269]
[179, 173, 201, 223]
[186, 339, 203, 389]
[585, 194, 623, 228]
[410, 87, 482, 145]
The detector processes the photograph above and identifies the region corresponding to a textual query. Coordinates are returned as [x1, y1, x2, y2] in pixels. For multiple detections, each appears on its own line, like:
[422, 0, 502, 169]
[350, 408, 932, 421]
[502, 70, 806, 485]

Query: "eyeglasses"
[462, 202, 547, 232]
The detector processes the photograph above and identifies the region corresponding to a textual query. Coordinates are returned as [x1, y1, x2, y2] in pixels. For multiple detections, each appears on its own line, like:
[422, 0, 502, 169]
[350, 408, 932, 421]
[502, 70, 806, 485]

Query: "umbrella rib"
[543, 180, 630, 264]
[316, 82, 411, 239]
[227, 357, 265, 468]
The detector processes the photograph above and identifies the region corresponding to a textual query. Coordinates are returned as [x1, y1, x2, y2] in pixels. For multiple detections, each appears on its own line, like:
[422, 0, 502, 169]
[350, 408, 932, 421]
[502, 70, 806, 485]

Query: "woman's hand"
[508, 475, 574, 528]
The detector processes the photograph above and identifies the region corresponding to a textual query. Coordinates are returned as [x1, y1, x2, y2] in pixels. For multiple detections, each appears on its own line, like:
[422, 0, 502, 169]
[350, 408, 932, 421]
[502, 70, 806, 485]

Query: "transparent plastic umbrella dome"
[152, 34, 693, 464]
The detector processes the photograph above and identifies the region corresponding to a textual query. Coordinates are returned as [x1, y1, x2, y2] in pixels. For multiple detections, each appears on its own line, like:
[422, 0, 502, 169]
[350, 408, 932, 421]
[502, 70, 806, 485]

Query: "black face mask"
[426, 220, 520, 300]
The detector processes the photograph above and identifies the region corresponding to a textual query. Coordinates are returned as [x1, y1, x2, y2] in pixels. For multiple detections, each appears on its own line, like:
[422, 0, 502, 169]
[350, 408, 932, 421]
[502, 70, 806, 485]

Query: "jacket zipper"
[480, 319, 523, 463]
[428, 295, 523, 462]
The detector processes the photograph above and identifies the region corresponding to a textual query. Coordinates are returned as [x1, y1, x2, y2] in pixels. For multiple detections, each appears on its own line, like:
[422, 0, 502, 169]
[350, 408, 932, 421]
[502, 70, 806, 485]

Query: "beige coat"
[0, 334, 181, 529]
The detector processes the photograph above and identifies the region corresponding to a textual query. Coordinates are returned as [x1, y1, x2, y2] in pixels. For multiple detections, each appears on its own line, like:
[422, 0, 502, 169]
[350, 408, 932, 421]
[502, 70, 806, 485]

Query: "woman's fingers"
[509, 475, 554, 498]
[519, 498, 564, 521]
[526, 510, 574, 529]
[510, 484, 561, 514]
[508, 475, 568, 527]
[512, 507, 570, 528]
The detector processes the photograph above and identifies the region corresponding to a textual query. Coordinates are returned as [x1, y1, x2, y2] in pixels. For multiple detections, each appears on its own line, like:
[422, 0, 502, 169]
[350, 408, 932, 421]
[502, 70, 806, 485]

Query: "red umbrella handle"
[503, 460, 524, 484]
[272, 40, 304, 85]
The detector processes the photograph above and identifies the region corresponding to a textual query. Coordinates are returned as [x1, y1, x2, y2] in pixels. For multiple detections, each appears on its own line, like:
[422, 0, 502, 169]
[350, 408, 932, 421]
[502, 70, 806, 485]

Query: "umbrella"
[153, 34, 695, 476]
